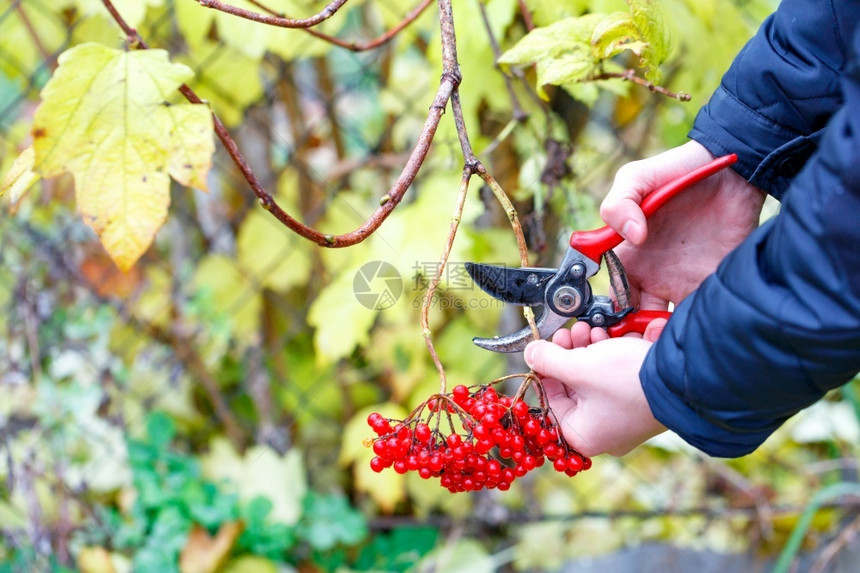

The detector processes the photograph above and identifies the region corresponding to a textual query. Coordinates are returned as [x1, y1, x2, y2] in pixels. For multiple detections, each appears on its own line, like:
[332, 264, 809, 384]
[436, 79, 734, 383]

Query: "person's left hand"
[524, 323, 667, 457]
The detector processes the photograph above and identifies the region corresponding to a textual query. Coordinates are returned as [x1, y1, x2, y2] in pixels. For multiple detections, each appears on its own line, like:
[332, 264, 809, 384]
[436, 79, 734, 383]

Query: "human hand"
[524, 330, 667, 457]
[601, 141, 765, 310]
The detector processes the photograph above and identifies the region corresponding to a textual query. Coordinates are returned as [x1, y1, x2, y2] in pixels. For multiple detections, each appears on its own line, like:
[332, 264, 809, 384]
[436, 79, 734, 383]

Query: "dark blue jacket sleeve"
[689, 0, 860, 199]
[641, 14, 860, 457]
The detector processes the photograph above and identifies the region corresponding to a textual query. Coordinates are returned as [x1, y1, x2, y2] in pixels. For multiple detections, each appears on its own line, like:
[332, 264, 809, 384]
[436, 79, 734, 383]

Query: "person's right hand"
[599, 140, 766, 313]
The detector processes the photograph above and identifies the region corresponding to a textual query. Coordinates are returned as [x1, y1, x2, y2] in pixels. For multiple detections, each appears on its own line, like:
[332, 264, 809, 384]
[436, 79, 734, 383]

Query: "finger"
[552, 328, 573, 349]
[524, 340, 585, 383]
[643, 318, 668, 342]
[600, 142, 716, 245]
[600, 189, 649, 245]
[590, 327, 610, 343]
[569, 321, 592, 347]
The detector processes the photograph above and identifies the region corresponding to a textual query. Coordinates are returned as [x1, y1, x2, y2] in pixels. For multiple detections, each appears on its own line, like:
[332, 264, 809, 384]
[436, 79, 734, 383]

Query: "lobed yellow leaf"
[32, 43, 213, 271]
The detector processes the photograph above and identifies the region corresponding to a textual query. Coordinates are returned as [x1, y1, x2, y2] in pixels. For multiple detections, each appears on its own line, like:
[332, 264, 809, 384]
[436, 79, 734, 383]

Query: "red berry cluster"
[366, 384, 591, 493]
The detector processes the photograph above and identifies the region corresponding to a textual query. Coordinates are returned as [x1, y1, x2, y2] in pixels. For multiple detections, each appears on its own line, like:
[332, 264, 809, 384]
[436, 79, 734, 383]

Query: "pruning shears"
[465, 154, 738, 353]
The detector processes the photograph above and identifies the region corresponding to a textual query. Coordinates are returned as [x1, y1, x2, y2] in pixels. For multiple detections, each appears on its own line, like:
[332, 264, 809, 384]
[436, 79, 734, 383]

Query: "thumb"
[524, 340, 578, 381]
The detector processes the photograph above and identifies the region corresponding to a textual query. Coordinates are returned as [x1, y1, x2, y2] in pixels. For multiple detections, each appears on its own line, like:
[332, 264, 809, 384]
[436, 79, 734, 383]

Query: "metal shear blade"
[464, 263, 556, 306]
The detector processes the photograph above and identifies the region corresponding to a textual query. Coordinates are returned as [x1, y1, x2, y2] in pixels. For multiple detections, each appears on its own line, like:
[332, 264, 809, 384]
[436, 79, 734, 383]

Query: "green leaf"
[145, 411, 176, 451]
[629, 0, 672, 80]
[499, 16, 604, 99]
[297, 492, 368, 551]
[32, 43, 214, 270]
[200, 438, 307, 526]
[590, 11, 647, 59]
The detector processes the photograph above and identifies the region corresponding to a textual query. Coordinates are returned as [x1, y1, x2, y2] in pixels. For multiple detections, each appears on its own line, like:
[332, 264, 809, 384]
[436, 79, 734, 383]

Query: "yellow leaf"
[236, 170, 312, 292]
[0, 3, 68, 82]
[191, 254, 261, 344]
[32, 43, 214, 270]
[341, 403, 408, 512]
[77, 546, 116, 573]
[179, 522, 243, 573]
[74, 0, 164, 28]
[179, 41, 263, 128]
[1, 146, 40, 211]
[307, 267, 379, 364]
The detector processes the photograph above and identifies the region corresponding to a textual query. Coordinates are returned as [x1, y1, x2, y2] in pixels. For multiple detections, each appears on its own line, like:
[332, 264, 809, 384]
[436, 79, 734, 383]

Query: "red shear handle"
[606, 310, 672, 337]
[569, 154, 738, 262]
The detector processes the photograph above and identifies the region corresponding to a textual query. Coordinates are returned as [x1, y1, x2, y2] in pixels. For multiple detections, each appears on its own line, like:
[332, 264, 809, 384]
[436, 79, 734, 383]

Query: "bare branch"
[591, 69, 692, 101]
[195, 0, 349, 29]
[100, 0, 457, 248]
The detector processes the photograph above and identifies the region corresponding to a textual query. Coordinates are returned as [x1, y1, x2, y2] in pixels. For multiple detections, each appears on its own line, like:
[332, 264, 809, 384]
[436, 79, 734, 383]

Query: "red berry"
[512, 400, 529, 419]
[415, 423, 432, 444]
[452, 385, 470, 404]
[370, 457, 386, 473]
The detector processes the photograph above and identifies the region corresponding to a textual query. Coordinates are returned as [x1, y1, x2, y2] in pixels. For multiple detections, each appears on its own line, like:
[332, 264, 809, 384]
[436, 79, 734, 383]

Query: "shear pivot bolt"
[570, 264, 585, 278]
[552, 286, 581, 313]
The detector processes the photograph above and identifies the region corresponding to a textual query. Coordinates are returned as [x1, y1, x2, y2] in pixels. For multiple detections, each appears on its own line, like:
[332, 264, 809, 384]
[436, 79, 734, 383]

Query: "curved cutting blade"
[471, 307, 570, 353]
[465, 262, 556, 305]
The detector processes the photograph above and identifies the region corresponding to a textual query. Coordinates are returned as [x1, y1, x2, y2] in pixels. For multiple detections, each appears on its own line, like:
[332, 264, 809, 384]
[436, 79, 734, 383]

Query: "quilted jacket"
[641, 0, 860, 456]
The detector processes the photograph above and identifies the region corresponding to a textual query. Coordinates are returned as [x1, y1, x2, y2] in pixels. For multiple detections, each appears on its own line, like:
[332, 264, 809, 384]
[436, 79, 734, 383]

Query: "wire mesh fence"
[2, 1, 860, 572]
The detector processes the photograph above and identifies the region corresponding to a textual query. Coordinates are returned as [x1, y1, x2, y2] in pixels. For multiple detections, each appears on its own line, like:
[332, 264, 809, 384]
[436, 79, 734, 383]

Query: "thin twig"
[517, 0, 535, 31]
[303, 0, 434, 52]
[590, 69, 691, 101]
[420, 169, 472, 392]
[195, 0, 349, 28]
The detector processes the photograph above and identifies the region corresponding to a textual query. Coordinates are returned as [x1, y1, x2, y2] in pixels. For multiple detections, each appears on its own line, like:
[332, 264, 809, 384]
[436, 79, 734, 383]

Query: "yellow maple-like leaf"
[32, 43, 214, 271]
